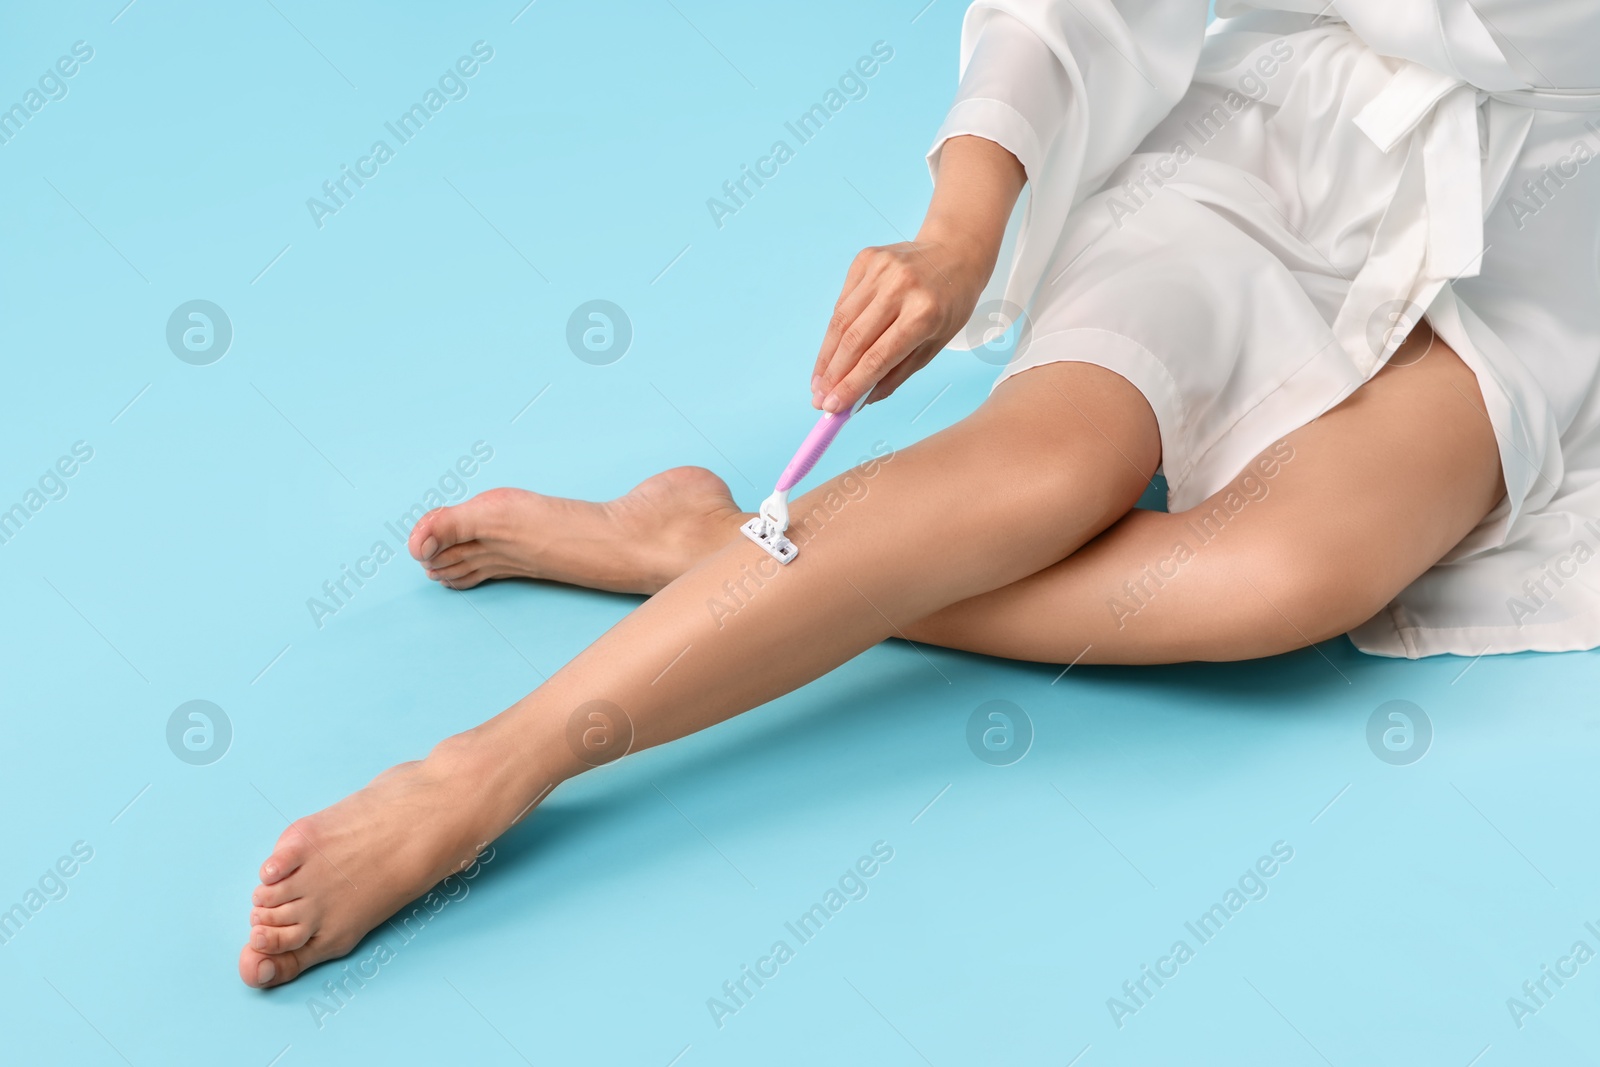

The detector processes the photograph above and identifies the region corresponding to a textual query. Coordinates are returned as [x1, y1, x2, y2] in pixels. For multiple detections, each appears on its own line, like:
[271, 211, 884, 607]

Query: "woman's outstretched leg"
[240, 361, 1159, 987]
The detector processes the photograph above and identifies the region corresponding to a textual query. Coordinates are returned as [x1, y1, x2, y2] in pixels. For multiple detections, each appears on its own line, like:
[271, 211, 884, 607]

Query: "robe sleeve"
[928, 0, 1210, 334]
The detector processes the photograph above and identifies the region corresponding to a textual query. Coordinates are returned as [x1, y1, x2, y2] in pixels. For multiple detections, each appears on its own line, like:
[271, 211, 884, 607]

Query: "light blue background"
[2, 2, 1596, 1064]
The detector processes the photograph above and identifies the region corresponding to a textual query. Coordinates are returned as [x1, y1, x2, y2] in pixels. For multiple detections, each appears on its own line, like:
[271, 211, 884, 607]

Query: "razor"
[740, 394, 869, 564]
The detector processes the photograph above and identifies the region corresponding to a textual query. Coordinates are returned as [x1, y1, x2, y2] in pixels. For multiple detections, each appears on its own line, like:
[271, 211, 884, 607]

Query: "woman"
[240, 0, 1599, 987]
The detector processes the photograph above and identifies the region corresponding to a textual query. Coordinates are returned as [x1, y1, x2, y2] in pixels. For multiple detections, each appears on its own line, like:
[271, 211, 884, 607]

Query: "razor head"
[740, 515, 797, 564]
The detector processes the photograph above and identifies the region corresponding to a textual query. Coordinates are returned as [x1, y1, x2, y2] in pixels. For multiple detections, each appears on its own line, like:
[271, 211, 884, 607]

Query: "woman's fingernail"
[420, 537, 438, 560]
[811, 375, 821, 392]
[822, 392, 841, 412]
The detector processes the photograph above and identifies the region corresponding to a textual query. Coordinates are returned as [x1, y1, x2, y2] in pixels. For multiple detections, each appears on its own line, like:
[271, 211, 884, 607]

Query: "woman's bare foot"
[238, 732, 556, 989]
[407, 467, 744, 594]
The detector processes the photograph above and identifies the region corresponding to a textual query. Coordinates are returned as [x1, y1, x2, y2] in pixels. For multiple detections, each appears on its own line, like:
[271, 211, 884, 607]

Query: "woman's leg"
[413, 333, 1503, 663]
[240, 361, 1161, 987]
[909, 336, 1505, 662]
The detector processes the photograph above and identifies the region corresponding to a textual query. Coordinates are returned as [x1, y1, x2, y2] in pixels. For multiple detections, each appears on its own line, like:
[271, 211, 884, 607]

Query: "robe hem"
[1348, 604, 1600, 658]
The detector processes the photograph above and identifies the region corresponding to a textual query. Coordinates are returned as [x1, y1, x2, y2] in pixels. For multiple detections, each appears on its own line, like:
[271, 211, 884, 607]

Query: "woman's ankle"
[425, 716, 577, 831]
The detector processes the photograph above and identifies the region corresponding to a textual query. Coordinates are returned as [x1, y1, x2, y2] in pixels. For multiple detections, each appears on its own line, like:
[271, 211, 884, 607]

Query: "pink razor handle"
[775, 399, 864, 492]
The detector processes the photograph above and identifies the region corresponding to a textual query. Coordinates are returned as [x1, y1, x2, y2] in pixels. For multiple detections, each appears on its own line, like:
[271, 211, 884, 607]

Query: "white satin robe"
[930, 0, 1600, 657]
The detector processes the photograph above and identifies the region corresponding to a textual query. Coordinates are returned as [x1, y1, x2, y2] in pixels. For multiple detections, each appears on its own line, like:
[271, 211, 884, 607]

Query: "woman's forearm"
[916, 134, 1027, 284]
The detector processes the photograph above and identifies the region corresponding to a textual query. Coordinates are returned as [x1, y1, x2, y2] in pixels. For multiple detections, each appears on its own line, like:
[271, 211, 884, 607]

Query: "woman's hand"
[811, 237, 990, 412]
[811, 135, 1027, 412]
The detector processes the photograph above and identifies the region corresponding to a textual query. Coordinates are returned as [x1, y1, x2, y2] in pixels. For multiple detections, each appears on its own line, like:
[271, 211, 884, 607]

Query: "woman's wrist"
[915, 214, 1004, 288]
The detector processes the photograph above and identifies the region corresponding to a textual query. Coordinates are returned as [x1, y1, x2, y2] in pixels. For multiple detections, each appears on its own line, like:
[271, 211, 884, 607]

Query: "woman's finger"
[818, 293, 898, 404]
[821, 314, 925, 412]
[812, 252, 881, 385]
[813, 278, 878, 391]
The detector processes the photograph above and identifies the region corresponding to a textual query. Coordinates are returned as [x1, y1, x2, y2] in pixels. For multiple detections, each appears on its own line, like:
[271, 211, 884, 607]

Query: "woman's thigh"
[906, 331, 1505, 663]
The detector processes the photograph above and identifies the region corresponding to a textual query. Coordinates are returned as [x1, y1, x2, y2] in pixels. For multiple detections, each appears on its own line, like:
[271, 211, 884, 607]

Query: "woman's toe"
[425, 543, 480, 572]
[251, 922, 313, 955]
[427, 558, 480, 583]
[260, 833, 308, 885]
[250, 900, 310, 928]
[409, 505, 470, 563]
[239, 945, 305, 989]
[252, 877, 302, 909]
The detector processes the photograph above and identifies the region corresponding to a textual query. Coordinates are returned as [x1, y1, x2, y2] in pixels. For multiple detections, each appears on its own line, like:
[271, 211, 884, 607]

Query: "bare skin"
[238, 336, 1500, 988]
[413, 332, 1502, 664]
[237, 134, 1503, 988]
[240, 360, 1159, 986]
[410, 470, 741, 594]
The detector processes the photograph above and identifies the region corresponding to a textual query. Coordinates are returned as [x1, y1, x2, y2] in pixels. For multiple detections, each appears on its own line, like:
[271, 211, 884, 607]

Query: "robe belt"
[1333, 62, 1600, 376]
